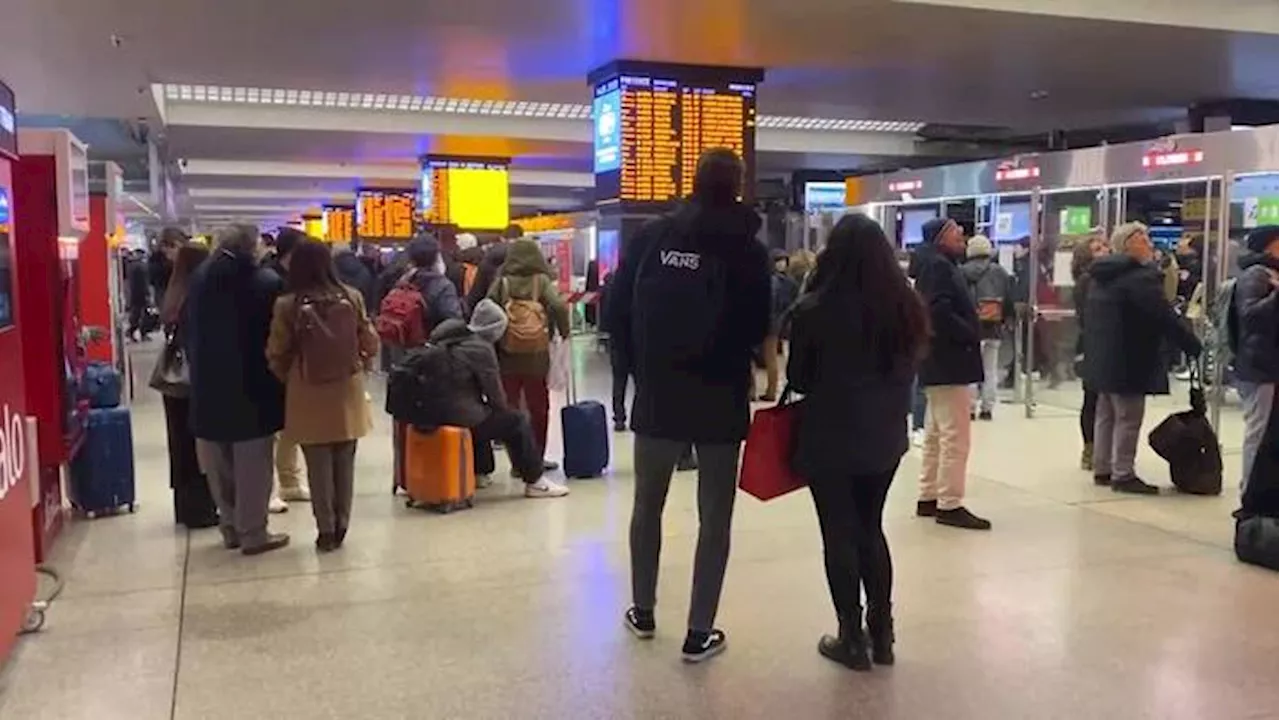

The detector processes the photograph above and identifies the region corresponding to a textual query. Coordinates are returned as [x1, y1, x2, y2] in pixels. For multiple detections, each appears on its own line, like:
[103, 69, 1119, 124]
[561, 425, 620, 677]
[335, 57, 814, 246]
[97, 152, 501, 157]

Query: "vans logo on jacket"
[659, 250, 701, 270]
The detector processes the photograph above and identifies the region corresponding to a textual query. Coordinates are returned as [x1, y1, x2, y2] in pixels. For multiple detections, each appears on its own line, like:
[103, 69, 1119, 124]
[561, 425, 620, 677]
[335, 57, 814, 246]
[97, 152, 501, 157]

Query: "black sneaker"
[978, 410, 993, 421]
[542, 460, 560, 473]
[1111, 476, 1159, 495]
[681, 629, 727, 663]
[613, 419, 628, 432]
[916, 499, 938, 517]
[935, 507, 992, 530]
[1093, 473, 1112, 487]
[624, 607, 655, 639]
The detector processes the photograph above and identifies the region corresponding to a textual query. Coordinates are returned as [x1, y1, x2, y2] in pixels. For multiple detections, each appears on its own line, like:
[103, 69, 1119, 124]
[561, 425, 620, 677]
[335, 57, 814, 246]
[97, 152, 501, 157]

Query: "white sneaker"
[279, 485, 311, 502]
[268, 495, 289, 514]
[525, 479, 570, 499]
[476, 474, 494, 490]
[911, 429, 926, 448]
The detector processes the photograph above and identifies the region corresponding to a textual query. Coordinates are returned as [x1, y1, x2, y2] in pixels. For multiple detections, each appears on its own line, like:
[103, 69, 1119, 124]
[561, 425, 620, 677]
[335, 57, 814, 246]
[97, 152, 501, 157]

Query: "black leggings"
[1080, 385, 1098, 444]
[808, 463, 898, 620]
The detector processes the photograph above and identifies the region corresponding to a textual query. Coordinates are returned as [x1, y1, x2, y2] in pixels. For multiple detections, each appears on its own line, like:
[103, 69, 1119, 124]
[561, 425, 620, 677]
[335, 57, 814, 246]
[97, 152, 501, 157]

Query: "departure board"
[590, 62, 762, 206]
[419, 157, 510, 230]
[322, 205, 354, 243]
[356, 189, 416, 242]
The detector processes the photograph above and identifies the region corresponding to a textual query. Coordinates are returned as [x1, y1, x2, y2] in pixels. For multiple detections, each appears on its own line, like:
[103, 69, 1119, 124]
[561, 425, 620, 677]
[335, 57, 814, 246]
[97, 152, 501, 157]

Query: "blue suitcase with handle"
[69, 407, 137, 516]
[561, 401, 609, 478]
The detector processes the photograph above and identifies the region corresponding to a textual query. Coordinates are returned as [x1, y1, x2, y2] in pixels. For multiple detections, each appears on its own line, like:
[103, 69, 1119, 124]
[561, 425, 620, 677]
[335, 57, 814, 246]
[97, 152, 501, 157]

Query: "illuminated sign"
[589, 61, 763, 205]
[322, 205, 354, 243]
[888, 179, 923, 193]
[356, 189, 416, 241]
[419, 157, 510, 230]
[517, 213, 576, 233]
[0, 189, 9, 225]
[995, 166, 1040, 181]
[0, 81, 14, 159]
[803, 182, 846, 212]
[1142, 149, 1204, 169]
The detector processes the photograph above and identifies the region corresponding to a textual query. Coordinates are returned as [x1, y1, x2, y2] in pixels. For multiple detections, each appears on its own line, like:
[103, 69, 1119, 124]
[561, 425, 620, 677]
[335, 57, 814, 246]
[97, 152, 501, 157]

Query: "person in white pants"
[960, 235, 1013, 420]
[908, 218, 991, 530]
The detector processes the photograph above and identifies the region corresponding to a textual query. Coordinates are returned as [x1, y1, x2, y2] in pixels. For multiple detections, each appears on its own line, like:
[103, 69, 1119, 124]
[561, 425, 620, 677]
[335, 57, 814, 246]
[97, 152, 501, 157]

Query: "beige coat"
[266, 288, 378, 445]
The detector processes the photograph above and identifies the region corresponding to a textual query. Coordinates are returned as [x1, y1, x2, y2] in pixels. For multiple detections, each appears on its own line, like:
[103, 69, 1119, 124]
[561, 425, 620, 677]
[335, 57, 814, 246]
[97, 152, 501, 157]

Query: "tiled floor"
[0, 339, 1274, 720]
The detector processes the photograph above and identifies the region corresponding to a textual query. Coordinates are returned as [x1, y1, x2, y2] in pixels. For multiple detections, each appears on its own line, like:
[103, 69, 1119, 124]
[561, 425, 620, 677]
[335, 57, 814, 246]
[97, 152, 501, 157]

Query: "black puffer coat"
[1082, 254, 1201, 396]
[911, 239, 982, 387]
[1232, 252, 1278, 384]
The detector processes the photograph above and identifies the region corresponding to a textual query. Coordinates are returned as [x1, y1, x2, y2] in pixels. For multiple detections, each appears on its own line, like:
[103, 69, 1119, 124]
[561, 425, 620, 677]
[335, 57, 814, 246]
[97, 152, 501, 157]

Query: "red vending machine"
[0, 78, 39, 663]
[13, 127, 91, 563]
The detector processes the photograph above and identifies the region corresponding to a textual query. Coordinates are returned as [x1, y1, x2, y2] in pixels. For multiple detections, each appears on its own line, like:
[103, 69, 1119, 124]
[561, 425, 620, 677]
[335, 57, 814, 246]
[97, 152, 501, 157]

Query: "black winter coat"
[464, 243, 510, 313]
[184, 249, 285, 442]
[911, 242, 983, 386]
[1083, 255, 1201, 396]
[334, 249, 375, 310]
[1232, 252, 1278, 384]
[787, 294, 914, 478]
[607, 201, 771, 443]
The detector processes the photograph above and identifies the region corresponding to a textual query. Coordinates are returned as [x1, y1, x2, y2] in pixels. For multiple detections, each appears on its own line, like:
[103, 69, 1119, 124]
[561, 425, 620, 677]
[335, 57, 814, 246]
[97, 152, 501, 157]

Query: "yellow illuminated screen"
[357, 191, 415, 240]
[323, 206, 354, 243]
[422, 164, 509, 230]
[302, 215, 323, 238]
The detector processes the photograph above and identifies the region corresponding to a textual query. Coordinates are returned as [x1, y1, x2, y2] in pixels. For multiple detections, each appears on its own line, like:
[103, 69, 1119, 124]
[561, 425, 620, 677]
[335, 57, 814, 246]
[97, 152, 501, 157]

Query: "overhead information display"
[420, 157, 510, 231]
[590, 62, 762, 206]
[356, 189, 416, 242]
[322, 205, 354, 243]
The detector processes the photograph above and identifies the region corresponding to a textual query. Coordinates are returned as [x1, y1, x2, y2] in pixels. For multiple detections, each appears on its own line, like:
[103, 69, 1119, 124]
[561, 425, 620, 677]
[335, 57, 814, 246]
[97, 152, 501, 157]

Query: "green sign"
[1246, 196, 1280, 228]
[1059, 205, 1093, 235]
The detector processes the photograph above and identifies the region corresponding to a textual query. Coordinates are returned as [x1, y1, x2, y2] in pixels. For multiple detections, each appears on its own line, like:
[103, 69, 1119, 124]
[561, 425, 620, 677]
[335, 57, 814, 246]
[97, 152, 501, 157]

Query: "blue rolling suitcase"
[561, 401, 609, 478]
[82, 361, 122, 408]
[69, 407, 137, 517]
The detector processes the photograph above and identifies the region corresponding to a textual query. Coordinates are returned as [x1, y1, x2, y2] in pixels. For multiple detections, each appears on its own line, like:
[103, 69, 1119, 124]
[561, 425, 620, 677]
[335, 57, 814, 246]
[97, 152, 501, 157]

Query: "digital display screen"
[0, 81, 14, 160]
[356, 189, 416, 242]
[804, 182, 847, 212]
[323, 206, 354, 243]
[0, 188, 11, 329]
[591, 66, 759, 205]
[420, 159, 510, 230]
[901, 207, 939, 246]
[992, 201, 1031, 242]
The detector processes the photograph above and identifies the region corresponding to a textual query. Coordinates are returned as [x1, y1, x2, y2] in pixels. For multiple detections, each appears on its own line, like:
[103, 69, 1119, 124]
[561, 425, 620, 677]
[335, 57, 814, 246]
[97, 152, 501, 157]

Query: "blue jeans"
[911, 378, 927, 431]
[1237, 381, 1276, 493]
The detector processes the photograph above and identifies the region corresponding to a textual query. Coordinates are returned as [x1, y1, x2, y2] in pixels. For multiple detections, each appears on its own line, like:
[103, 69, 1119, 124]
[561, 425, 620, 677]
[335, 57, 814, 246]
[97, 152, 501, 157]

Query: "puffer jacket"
[425, 318, 509, 428]
[1233, 252, 1278, 383]
[960, 255, 1014, 339]
[486, 239, 570, 376]
[911, 238, 983, 387]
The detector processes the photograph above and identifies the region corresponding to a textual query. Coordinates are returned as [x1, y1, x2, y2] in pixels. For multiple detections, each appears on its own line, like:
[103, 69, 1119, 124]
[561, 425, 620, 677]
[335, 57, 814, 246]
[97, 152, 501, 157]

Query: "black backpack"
[631, 212, 728, 376]
[385, 338, 463, 432]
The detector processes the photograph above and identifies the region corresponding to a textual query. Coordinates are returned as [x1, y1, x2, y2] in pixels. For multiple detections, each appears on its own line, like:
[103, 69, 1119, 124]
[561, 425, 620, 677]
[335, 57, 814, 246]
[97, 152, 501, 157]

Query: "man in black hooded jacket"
[1231, 225, 1278, 493]
[911, 217, 990, 531]
[1083, 222, 1202, 495]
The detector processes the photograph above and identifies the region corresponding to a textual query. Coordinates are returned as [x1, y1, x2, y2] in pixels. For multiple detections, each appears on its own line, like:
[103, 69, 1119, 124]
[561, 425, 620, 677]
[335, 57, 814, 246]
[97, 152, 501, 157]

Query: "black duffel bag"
[1147, 363, 1222, 496]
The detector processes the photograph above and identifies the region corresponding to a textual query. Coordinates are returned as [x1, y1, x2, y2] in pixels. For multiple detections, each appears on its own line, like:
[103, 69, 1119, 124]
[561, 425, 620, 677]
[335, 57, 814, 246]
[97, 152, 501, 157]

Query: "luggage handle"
[1187, 355, 1207, 415]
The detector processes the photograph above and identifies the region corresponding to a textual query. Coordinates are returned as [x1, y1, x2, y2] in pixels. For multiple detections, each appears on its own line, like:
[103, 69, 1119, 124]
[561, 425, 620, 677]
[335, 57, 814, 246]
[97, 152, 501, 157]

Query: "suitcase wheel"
[405, 499, 416, 509]
[465, 498, 475, 509]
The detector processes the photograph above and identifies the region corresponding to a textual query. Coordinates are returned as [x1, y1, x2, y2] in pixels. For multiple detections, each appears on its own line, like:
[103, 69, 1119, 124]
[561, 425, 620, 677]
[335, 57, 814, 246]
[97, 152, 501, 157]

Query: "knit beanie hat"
[966, 234, 994, 259]
[468, 298, 508, 344]
[1245, 225, 1278, 253]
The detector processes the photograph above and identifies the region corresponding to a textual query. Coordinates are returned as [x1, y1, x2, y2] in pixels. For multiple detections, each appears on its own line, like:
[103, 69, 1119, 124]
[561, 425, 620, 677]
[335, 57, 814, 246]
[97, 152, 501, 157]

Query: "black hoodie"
[608, 201, 771, 443]
[1083, 254, 1201, 396]
[1233, 251, 1278, 383]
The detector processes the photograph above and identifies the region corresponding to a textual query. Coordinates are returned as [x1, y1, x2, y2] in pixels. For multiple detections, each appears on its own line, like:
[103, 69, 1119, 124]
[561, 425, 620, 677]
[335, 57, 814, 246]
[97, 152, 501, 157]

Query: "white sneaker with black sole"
[681, 629, 727, 663]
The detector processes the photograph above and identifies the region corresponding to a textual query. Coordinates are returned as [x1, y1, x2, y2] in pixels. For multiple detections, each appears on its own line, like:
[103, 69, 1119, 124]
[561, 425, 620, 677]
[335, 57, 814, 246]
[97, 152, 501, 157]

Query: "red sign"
[0, 157, 36, 665]
[995, 166, 1040, 181]
[554, 237, 573, 293]
[888, 179, 923, 193]
[1142, 149, 1204, 169]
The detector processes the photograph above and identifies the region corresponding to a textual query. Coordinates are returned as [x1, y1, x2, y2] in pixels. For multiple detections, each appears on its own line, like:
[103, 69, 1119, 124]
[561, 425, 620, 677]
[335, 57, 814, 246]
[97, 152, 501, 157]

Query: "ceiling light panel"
[160, 84, 924, 132]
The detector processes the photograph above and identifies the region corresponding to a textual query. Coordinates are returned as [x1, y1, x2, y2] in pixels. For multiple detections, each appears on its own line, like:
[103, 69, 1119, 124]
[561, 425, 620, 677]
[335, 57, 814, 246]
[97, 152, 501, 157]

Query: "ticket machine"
[0, 78, 39, 664]
[12, 127, 92, 562]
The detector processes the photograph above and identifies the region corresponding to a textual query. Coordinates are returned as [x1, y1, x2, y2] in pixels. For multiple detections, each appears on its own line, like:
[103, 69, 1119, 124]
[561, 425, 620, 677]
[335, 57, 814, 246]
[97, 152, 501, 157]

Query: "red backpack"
[376, 270, 427, 348]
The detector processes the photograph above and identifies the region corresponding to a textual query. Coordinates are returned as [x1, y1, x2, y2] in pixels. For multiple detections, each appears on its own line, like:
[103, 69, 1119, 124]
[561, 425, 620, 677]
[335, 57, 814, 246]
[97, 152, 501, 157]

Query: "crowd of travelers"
[144, 145, 1275, 672]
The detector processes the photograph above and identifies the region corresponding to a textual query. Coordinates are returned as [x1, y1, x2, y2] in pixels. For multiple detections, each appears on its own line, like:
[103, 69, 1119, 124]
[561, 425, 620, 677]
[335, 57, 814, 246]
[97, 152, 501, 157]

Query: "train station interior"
[0, 1, 1276, 719]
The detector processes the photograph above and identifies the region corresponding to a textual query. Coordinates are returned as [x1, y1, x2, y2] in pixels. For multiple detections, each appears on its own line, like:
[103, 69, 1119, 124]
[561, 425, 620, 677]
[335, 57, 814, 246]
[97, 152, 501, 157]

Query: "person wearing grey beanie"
[1232, 225, 1278, 493]
[959, 234, 1013, 420]
[422, 300, 570, 498]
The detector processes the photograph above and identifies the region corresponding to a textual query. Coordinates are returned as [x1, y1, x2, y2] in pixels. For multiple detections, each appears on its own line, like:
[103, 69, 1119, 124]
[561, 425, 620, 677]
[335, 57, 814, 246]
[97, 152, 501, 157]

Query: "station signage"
[1142, 138, 1205, 169]
[322, 205, 354, 243]
[356, 189, 416, 242]
[888, 179, 923, 193]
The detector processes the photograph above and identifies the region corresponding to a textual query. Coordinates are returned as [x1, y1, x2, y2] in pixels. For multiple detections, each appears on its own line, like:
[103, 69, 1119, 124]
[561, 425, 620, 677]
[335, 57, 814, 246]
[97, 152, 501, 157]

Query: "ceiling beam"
[893, 0, 1275, 33]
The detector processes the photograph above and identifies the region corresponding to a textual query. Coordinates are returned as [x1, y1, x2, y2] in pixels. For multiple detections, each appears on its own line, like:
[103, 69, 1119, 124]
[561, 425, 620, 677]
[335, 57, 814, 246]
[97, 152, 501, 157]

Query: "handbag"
[1147, 361, 1222, 496]
[738, 388, 806, 501]
[149, 334, 191, 398]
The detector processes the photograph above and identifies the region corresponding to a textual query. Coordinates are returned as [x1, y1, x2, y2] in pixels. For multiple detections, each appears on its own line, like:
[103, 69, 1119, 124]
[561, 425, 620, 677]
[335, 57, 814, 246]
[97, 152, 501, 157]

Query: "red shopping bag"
[739, 401, 806, 501]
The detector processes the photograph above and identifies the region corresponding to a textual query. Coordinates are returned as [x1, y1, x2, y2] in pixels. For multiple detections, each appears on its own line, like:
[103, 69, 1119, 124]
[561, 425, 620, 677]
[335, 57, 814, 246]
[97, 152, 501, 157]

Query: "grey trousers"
[301, 441, 358, 535]
[1093, 394, 1146, 481]
[1237, 381, 1276, 493]
[630, 435, 740, 633]
[197, 436, 277, 546]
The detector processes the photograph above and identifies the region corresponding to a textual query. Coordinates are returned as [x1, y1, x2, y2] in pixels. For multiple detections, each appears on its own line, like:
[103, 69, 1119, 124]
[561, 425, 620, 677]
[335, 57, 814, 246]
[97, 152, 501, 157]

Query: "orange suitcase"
[404, 426, 476, 513]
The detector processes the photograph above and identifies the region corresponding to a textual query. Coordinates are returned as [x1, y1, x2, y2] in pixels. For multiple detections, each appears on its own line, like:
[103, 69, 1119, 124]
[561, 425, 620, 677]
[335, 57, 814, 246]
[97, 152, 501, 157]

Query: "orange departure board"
[356, 189, 416, 242]
[419, 157, 510, 230]
[591, 63, 761, 206]
[322, 205, 354, 243]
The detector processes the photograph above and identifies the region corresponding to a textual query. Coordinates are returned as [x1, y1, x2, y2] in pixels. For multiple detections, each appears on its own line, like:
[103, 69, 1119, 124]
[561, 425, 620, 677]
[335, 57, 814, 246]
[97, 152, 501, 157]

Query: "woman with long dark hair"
[1070, 236, 1108, 472]
[787, 213, 930, 670]
[267, 240, 378, 551]
[158, 241, 218, 528]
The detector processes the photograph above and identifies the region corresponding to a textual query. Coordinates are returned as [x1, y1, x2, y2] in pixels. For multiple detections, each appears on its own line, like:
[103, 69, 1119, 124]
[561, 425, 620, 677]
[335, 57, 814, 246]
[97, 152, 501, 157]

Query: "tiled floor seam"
[168, 532, 192, 720]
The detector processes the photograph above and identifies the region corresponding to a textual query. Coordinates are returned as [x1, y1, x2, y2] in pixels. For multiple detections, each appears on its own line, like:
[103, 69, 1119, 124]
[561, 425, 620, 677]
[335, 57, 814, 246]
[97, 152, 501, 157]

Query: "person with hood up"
[184, 224, 290, 555]
[486, 237, 571, 470]
[1082, 222, 1202, 495]
[607, 147, 771, 663]
[959, 234, 1013, 420]
[465, 224, 523, 311]
[911, 217, 990, 531]
[1231, 225, 1278, 493]
[426, 298, 570, 498]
